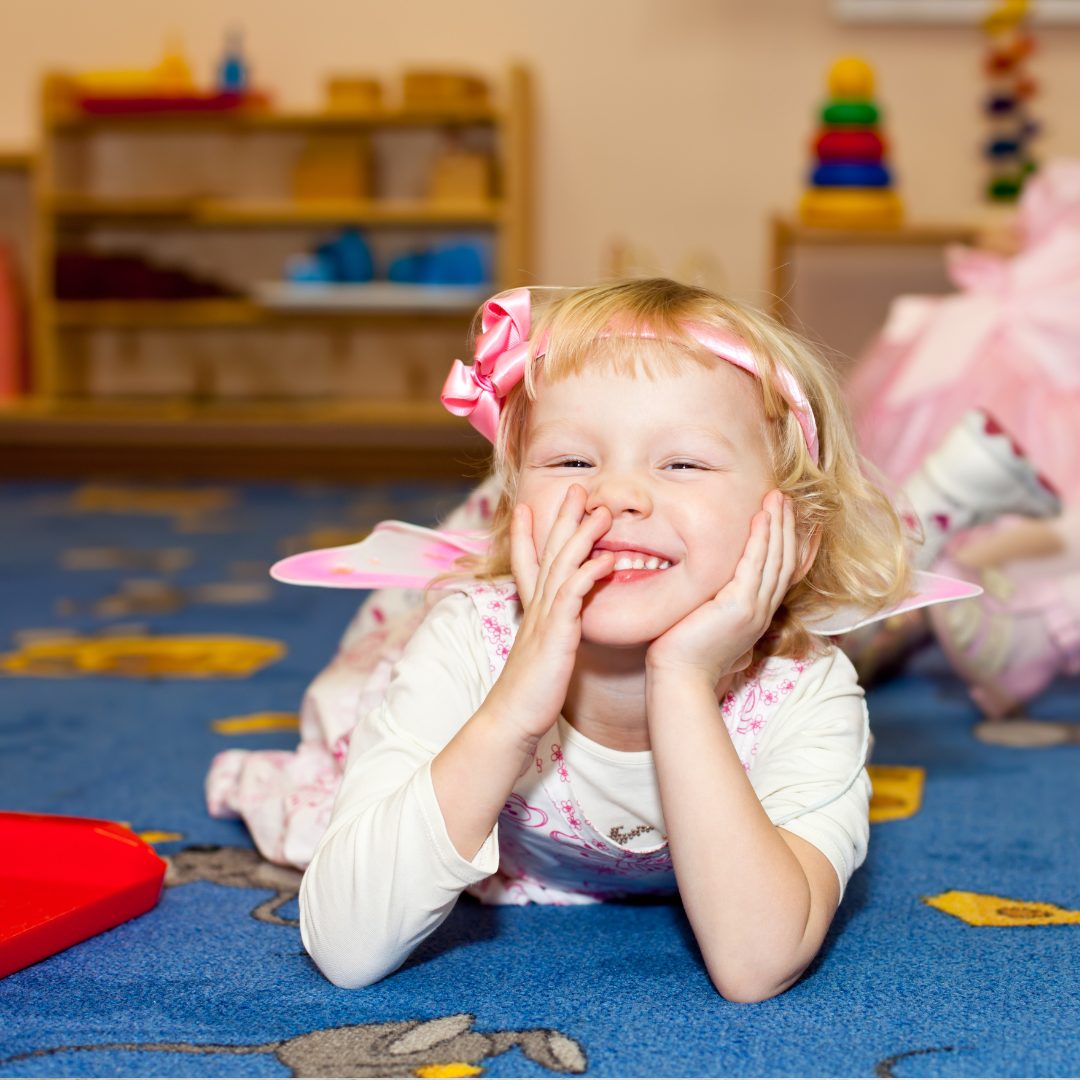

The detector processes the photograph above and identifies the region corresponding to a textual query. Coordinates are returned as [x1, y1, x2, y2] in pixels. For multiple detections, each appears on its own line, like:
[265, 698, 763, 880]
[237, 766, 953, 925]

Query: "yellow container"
[325, 77, 382, 115]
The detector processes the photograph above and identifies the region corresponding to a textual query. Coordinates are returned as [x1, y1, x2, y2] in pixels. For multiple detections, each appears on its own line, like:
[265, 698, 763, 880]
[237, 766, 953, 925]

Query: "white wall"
[2, 0, 1078, 302]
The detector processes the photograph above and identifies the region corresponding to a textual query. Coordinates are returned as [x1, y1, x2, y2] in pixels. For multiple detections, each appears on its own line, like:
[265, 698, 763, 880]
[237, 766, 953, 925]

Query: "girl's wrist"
[645, 664, 723, 708]
[474, 690, 552, 757]
[645, 656, 725, 688]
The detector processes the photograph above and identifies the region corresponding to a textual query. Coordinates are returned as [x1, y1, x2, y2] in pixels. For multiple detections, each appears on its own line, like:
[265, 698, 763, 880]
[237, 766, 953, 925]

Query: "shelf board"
[50, 195, 503, 227]
[53, 299, 478, 327]
[55, 300, 262, 327]
[0, 150, 33, 172]
[49, 107, 499, 133]
[0, 396, 479, 442]
[773, 217, 980, 247]
[0, 396, 489, 479]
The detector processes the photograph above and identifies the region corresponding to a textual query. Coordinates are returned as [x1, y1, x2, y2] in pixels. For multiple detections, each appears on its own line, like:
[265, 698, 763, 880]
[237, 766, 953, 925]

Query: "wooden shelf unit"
[32, 66, 533, 433]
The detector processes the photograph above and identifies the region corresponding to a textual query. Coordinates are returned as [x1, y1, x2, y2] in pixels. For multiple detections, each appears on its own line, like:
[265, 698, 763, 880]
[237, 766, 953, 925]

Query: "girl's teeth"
[611, 553, 672, 572]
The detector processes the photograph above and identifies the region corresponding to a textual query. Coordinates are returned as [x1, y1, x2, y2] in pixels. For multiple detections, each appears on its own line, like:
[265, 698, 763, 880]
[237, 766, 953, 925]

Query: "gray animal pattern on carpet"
[0, 1014, 588, 1077]
[874, 1045, 963, 1077]
[163, 844, 303, 926]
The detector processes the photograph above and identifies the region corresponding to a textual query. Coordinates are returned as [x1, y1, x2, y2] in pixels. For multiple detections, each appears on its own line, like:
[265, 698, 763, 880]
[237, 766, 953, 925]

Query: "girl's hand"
[489, 485, 615, 747]
[646, 490, 797, 686]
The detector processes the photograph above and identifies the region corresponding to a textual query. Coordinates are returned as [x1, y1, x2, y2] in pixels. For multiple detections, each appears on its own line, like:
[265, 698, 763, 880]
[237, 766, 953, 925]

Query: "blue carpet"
[2, 479, 1080, 1078]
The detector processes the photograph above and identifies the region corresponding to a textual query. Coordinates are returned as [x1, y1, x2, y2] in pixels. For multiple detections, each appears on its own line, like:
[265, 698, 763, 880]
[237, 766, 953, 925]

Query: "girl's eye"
[664, 461, 703, 470]
[558, 459, 593, 468]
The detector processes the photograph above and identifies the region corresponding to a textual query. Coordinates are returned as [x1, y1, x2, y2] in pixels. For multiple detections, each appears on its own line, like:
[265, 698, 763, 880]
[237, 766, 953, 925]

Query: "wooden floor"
[0, 398, 491, 481]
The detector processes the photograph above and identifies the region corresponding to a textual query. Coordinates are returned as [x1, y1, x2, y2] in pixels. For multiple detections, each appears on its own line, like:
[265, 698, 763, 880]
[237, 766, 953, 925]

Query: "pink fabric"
[849, 159, 1080, 503]
[441, 288, 820, 463]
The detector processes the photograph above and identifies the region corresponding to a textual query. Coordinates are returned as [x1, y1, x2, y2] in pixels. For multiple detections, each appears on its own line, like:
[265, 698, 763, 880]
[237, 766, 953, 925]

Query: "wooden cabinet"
[771, 217, 979, 369]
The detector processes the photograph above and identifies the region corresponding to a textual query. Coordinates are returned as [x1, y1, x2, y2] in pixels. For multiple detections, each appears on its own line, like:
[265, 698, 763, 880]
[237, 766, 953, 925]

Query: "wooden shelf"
[55, 300, 264, 327]
[773, 217, 980, 249]
[54, 299, 478, 327]
[50, 195, 503, 227]
[0, 397, 489, 479]
[30, 65, 533, 432]
[0, 395, 473, 433]
[0, 151, 32, 172]
[49, 107, 500, 133]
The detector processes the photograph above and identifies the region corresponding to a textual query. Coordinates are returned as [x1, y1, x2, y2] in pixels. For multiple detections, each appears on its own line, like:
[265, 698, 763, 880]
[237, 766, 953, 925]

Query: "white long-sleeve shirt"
[300, 593, 871, 989]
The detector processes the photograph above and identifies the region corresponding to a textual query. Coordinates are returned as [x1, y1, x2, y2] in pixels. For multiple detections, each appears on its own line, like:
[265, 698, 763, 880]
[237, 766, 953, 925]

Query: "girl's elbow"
[706, 959, 806, 1003]
[305, 940, 396, 989]
[300, 914, 396, 989]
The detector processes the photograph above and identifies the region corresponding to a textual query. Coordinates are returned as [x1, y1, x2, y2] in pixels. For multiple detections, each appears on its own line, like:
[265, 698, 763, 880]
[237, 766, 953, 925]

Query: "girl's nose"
[585, 471, 653, 519]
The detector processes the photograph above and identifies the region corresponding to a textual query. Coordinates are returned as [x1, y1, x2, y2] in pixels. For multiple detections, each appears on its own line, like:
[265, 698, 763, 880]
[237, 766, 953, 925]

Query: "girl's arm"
[303, 486, 611, 987]
[432, 486, 615, 859]
[646, 491, 838, 1003]
[646, 671, 839, 1002]
[300, 597, 503, 988]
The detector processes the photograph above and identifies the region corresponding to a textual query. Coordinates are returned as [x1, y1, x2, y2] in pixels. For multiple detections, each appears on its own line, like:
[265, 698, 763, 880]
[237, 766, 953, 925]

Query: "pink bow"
[441, 289, 534, 442]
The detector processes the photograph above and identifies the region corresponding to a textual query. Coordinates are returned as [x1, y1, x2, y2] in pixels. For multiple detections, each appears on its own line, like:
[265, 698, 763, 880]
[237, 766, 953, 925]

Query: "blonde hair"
[465, 278, 909, 660]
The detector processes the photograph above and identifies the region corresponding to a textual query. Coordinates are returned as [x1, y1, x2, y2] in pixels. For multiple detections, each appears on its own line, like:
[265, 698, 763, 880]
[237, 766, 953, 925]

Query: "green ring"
[822, 102, 879, 125]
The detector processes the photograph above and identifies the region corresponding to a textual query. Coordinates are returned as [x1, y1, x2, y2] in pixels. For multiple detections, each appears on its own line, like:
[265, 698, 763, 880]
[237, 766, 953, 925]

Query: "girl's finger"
[534, 485, 588, 595]
[758, 490, 787, 610]
[535, 507, 613, 622]
[725, 507, 771, 605]
[509, 504, 540, 608]
[549, 551, 617, 616]
[540, 505, 613, 611]
[772, 496, 799, 611]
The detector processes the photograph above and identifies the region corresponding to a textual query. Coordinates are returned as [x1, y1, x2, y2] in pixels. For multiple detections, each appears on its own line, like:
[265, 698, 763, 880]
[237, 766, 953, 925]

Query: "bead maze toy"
[982, 0, 1039, 202]
[0, 812, 166, 979]
[800, 57, 903, 229]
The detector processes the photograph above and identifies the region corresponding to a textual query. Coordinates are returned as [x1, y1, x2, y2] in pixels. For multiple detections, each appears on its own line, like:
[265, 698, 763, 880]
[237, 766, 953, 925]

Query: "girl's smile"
[591, 539, 674, 579]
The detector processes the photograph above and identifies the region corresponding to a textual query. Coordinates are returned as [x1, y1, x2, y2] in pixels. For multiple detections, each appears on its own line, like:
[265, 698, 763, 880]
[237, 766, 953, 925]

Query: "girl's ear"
[793, 526, 822, 586]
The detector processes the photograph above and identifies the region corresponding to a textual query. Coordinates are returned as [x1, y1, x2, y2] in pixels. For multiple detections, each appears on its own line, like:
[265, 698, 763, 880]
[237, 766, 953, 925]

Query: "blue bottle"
[217, 30, 249, 94]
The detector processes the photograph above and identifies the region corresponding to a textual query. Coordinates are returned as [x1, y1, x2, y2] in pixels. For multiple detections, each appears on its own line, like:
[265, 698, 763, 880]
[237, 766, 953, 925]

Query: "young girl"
[297, 278, 910, 1003]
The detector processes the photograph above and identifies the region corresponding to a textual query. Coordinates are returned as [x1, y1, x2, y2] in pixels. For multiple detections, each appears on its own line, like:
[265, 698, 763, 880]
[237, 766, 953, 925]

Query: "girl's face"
[516, 354, 777, 647]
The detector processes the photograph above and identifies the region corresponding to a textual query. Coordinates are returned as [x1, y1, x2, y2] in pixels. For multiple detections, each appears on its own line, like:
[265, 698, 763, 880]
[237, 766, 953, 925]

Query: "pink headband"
[440, 288, 820, 464]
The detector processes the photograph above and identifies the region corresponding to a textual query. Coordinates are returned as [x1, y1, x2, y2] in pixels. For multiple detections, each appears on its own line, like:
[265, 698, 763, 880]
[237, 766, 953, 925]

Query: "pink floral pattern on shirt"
[720, 658, 806, 772]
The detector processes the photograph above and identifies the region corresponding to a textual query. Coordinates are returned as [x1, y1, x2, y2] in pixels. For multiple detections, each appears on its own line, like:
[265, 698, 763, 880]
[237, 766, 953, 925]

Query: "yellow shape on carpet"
[414, 1065, 483, 1078]
[138, 830, 185, 844]
[925, 890, 1080, 926]
[73, 484, 234, 517]
[0, 634, 285, 678]
[212, 712, 300, 734]
[867, 765, 924, 822]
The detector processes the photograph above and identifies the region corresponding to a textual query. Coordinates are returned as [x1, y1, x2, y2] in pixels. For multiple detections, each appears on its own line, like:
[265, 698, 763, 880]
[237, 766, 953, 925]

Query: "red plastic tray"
[0, 812, 166, 979]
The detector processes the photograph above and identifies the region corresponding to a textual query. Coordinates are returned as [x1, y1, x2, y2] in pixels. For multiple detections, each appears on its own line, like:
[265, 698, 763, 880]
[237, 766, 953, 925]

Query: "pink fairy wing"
[803, 570, 983, 637]
[270, 520, 487, 590]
